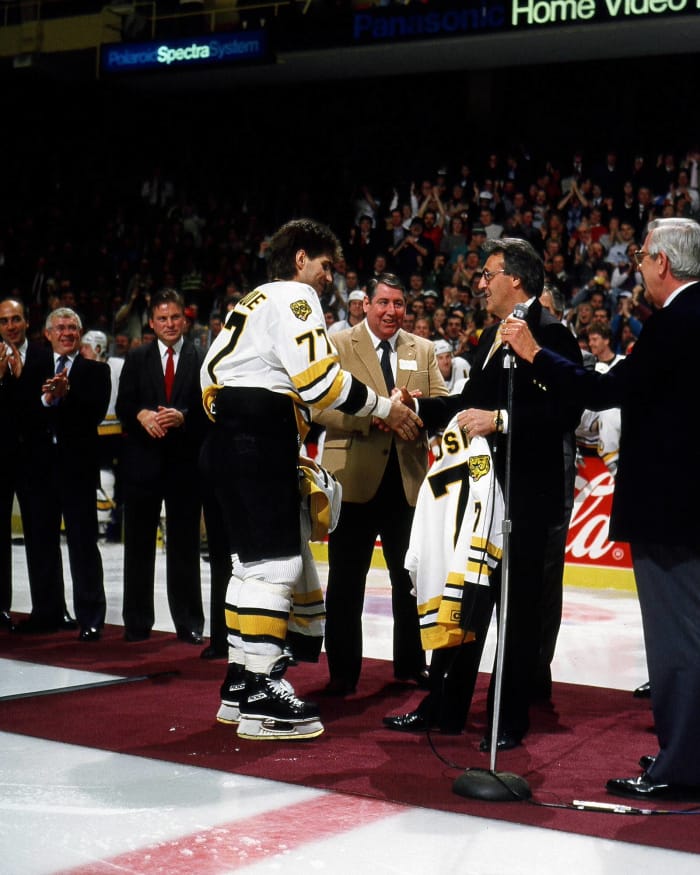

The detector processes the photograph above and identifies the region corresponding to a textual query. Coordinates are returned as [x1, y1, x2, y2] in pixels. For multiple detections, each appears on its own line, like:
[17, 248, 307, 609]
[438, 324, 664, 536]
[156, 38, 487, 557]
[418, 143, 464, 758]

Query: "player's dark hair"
[267, 219, 343, 281]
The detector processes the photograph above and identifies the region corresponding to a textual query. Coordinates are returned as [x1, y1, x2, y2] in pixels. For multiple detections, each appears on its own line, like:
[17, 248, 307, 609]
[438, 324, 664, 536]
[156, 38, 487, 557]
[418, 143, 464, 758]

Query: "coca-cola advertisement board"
[564, 455, 634, 591]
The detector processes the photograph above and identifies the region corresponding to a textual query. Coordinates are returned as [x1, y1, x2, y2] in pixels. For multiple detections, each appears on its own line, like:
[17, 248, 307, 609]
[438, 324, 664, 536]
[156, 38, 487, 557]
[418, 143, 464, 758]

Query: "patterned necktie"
[379, 340, 395, 392]
[164, 347, 175, 402]
[51, 355, 69, 409]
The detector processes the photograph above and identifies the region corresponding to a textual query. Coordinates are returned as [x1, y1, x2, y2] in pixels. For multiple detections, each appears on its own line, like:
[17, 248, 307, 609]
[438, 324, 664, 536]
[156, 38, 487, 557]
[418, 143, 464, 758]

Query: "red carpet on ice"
[1, 623, 698, 855]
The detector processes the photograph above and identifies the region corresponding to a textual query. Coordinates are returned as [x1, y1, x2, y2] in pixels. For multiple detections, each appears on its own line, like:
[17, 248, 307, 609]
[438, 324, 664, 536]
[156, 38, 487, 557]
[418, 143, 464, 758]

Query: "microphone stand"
[453, 340, 531, 803]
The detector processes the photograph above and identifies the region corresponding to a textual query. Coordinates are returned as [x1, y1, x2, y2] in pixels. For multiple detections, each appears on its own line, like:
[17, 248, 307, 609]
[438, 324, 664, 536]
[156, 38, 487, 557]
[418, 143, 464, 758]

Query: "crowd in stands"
[3, 145, 698, 369]
[3, 141, 698, 645]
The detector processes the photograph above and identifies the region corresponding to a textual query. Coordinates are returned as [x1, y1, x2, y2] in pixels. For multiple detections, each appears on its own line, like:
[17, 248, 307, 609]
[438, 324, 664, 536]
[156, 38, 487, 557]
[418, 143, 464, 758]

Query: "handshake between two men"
[374, 388, 423, 439]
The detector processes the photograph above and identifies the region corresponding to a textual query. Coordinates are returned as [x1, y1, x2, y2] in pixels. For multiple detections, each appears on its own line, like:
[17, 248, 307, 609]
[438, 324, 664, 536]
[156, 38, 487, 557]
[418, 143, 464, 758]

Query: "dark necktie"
[52, 355, 69, 410]
[164, 347, 175, 402]
[379, 340, 394, 392]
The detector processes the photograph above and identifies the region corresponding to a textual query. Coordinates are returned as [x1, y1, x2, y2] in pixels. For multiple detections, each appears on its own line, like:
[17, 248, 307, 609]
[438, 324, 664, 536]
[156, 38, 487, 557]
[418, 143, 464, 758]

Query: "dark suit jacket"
[0, 342, 54, 605]
[0, 343, 46, 458]
[116, 339, 207, 487]
[418, 299, 583, 524]
[20, 349, 110, 481]
[532, 281, 700, 545]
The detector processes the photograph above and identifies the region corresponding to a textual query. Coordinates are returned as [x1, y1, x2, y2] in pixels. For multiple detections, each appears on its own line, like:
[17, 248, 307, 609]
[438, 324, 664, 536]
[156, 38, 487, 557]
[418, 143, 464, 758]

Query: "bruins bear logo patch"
[290, 299, 312, 321]
[469, 454, 491, 481]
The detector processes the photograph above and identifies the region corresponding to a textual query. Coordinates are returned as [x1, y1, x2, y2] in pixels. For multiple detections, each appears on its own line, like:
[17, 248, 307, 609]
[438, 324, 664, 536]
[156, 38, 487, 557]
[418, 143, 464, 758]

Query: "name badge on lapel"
[399, 359, 418, 371]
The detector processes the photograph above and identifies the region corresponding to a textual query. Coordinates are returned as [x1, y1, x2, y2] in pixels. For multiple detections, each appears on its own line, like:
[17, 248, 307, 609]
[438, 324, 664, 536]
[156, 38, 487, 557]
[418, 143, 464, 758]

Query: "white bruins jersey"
[405, 415, 504, 651]
[202, 281, 375, 423]
[575, 355, 623, 472]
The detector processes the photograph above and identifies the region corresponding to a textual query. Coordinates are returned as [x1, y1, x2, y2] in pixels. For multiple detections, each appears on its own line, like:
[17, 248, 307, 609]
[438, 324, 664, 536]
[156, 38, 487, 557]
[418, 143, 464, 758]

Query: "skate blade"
[237, 716, 324, 741]
[216, 702, 241, 724]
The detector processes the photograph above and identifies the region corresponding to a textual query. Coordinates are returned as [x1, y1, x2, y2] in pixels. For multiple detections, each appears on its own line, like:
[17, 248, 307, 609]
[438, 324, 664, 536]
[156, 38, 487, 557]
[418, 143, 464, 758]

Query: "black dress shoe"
[383, 711, 431, 732]
[633, 680, 651, 698]
[639, 754, 656, 771]
[323, 679, 356, 696]
[124, 629, 151, 642]
[479, 731, 523, 752]
[200, 644, 228, 660]
[1, 610, 16, 632]
[606, 773, 700, 801]
[395, 670, 431, 690]
[79, 627, 101, 642]
[176, 628, 204, 645]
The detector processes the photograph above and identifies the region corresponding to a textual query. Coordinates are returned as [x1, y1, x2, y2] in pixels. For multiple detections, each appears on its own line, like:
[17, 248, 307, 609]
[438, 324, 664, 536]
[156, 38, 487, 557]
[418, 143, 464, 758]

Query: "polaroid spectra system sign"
[101, 30, 269, 75]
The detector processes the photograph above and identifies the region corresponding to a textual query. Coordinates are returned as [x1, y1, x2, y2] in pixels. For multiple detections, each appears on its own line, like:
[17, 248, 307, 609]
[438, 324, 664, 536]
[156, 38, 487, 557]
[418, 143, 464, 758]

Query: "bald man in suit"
[314, 273, 447, 695]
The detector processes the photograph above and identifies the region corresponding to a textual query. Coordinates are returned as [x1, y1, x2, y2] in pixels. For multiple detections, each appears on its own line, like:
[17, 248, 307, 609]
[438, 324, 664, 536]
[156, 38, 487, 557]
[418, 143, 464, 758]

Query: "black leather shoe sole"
[479, 732, 523, 752]
[383, 712, 431, 732]
[176, 629, 204, 645]
[606, 774, 700, 801]
[79, 627, 101, 642]
[633, 681, 651, 698]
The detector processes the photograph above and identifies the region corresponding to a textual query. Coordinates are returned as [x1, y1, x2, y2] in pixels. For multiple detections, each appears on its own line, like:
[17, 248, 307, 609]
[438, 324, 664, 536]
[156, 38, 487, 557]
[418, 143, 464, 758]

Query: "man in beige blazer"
[314, 273, 447, 695]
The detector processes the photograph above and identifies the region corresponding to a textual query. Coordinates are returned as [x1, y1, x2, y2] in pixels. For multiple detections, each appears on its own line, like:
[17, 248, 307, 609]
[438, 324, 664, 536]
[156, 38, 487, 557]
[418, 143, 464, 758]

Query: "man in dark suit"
[508, 217, 700, 801]
[314, 274, 447, 695]
[14, 307, 110, 640]
[384, 238, 582, 748]
[0, 297, 52, 632]
[117, 288, 207, 644]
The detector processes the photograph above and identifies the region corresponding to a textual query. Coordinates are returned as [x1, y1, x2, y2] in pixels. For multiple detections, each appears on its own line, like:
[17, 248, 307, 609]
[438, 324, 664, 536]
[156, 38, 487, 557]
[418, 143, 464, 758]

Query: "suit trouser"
[632, 542, 700, 787]
[18, 450, 71, 624]
[325, 449, 425, 688]
[0, 479, 17, 613]
[23, 452, 106, 629]
[122, 478, 203, 636]
[534, 438, 576, 695]
[202, 494, 232, 653]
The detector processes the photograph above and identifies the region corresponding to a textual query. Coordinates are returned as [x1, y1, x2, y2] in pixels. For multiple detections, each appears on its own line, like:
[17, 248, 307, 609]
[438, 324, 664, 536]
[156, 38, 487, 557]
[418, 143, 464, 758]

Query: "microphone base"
[452, 768, 531, 802]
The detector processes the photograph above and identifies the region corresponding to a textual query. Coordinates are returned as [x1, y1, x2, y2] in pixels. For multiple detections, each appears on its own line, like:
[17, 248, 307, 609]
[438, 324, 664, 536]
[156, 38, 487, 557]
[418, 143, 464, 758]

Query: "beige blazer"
[313, 323, 447, 505]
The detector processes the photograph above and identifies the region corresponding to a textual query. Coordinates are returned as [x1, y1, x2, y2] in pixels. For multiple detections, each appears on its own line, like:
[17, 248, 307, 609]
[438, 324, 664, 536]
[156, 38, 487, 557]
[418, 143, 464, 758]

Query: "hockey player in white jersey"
[201, 219, 422, 741]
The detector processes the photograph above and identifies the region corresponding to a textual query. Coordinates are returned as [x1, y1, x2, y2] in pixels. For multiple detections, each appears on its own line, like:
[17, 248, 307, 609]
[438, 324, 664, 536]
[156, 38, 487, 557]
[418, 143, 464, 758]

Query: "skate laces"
[268, 677, 304, 707]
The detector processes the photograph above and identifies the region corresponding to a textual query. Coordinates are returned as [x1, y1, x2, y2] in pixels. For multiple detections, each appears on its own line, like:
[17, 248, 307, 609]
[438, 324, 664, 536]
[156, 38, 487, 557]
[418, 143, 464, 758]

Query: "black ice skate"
[237, 669, 324, 741]
[216, 662, 246, 725]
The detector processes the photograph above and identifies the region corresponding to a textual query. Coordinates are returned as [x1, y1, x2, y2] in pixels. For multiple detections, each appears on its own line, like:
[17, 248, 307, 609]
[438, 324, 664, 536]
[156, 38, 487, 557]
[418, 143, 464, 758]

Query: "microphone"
[502, 304, 527, 359]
